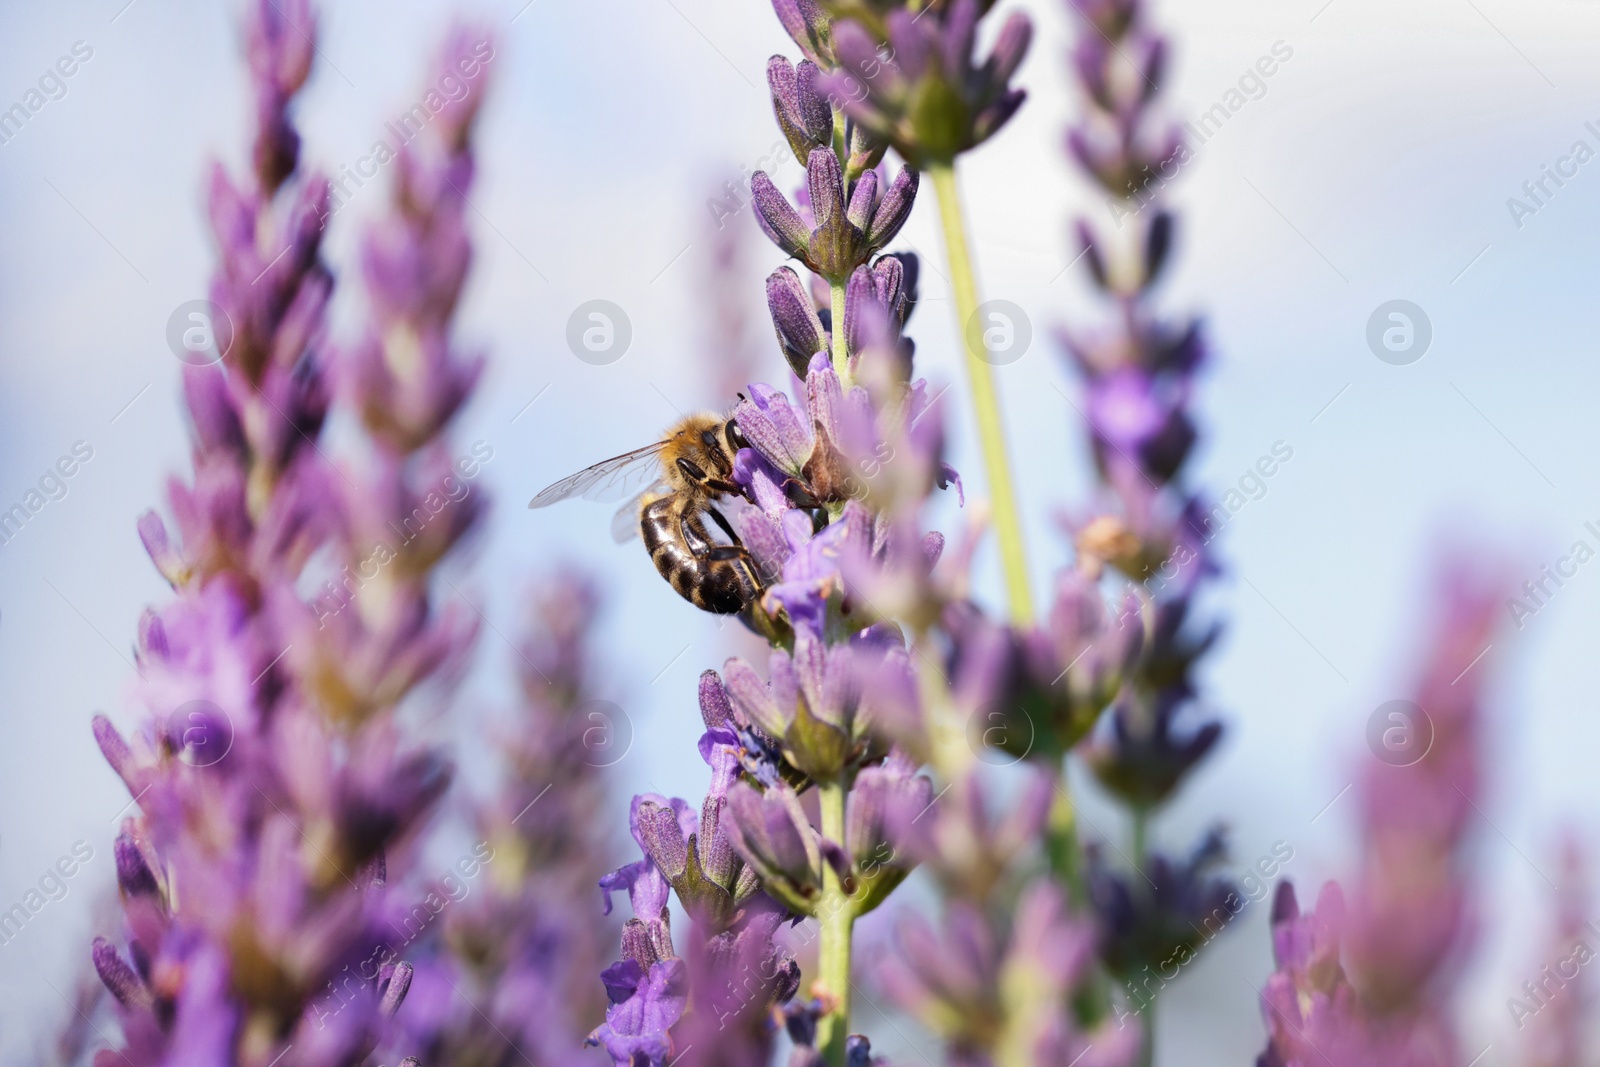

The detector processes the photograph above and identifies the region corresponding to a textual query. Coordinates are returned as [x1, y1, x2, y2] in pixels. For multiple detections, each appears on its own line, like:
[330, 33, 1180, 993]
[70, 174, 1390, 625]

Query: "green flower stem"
[1048, 766, 1115, 1029]
[815, 777, 854, 1067]
[1045, 774, 1085, 908]
[831, 278, 850, 381]
[928, 161, 1034, 626]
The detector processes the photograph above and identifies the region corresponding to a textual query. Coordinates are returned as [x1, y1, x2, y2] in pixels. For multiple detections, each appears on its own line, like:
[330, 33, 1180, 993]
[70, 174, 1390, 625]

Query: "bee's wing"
[528, 443, 668, 509]
[610, 481, 668, 544]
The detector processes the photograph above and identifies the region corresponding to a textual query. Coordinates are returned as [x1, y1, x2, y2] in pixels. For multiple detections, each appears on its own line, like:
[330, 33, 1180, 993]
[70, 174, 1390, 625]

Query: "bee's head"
[666, 413, 745, 494]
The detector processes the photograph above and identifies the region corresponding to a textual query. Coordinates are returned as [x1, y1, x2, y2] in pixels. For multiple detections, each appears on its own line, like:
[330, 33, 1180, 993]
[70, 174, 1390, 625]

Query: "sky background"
[2, 0, 1599, 1063]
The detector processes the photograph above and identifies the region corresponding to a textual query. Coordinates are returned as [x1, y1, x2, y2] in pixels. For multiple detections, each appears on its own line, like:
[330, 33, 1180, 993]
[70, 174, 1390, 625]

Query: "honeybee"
[528, 413, 765, 615]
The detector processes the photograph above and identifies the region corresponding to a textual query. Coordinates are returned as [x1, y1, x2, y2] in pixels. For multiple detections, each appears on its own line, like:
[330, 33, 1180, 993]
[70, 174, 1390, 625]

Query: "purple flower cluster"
[89, 11, 487, 1066]
[1258, 566, 1503, 1067]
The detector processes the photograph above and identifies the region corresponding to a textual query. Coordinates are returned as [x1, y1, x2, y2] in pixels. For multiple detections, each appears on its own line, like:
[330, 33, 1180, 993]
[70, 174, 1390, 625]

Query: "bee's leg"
[707, 546, 767, 602]
[678, 509, 715, 557]
[704, 505, 743, 547]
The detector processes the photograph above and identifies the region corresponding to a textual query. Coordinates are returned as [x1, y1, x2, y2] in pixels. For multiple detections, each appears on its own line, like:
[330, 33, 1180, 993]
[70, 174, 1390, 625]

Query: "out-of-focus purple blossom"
[876, 882, 1138, 1067]
[1343, 566, 1501, 1010]
[92, 16, 490, 1067]
[887, 770, 1053, 904]
[819, 0, 1032, 167]
[1085, 828, 1234, 991]
[1256, 882, 1458, 1067]
[340, 32, 490, 455]
[1058, 0, 1220, 800]
[1518, 837, 1591, 1067]
[944, 568, 1142, 766]
[773, 0, 833, 68]
[842, 748, 931, 911]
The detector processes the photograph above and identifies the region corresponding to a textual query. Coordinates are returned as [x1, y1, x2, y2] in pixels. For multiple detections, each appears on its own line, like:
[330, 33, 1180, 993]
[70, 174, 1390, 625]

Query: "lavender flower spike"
[92, 16, 488, 1067]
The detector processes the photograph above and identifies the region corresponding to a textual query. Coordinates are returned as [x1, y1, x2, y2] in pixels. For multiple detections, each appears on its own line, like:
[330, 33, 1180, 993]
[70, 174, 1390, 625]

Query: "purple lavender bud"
[752, 152, 913, 281]
[772, 0, 832, 65]
[723, 619, 891, 780]
[636, 800, 693, 883]
[1145, 209, 1174, 284]
[1076, 218, 1110, 290]
[766, 266, 830, 380]
[844, 750, 931, 912]
[866, 166, 918, 246]
[619, 920, 668, 972]
[244, 0, 313, 191]
[752, 170, 811, 260]
[114, 834, 160, 901]
[699, 668, 737, 732]
[92, 938, 153, 1010]
[1085, 690, 1223, 808]
[987, 11, 1033, 86]
[770, 56, 834, 163]
[940, 0, 979, 78]
[1085, 828, 1235, 981]
[845, 167, 878, 232]
[182, 364, 246, 456]
[137, 511, 188, 588]
[725, 780, 825, 912]
[378, 960, 413, 1018]
[883, 12, 928, 82]
[91, 714, 139, 794]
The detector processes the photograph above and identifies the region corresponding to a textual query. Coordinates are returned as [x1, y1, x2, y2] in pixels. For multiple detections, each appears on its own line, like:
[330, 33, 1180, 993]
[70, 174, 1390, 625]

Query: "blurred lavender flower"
[392, 576, 615, 1067]
[1085, 828, 1234, 1001]
[91, 14, 488, 1067]
[820, 0, 1032, 167]
[876, 882, 1137, 1067]
[944, 569, 1142, 766]
[1518, 838, 1592, 1067]
[1256, 563, 1504, 1067]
